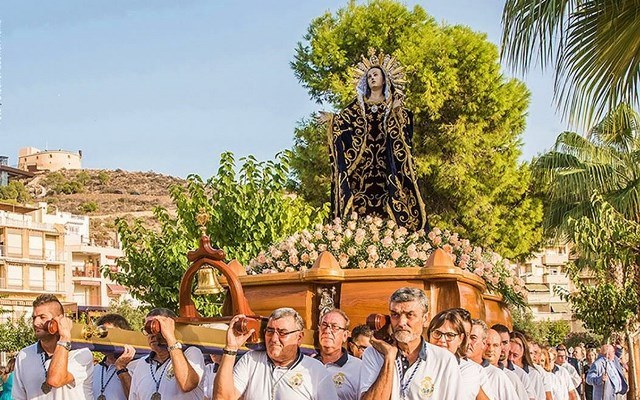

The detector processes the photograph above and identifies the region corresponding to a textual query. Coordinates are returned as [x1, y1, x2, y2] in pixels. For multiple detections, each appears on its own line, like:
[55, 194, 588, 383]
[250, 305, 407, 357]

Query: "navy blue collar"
[481, 359, 490, 367]
[317, 348, 349, 367]
[36, 342, 52, 360]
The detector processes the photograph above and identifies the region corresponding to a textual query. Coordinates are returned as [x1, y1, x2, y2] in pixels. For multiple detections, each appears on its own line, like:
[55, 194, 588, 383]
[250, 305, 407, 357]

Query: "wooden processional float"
[70, 232, 512, 356]
[69, 233, 317, 356]
[217, 243, 513, 333]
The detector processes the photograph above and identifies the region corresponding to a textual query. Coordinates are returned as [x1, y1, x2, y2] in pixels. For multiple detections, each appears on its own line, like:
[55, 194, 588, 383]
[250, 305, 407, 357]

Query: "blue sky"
[0, 0, 565, 178]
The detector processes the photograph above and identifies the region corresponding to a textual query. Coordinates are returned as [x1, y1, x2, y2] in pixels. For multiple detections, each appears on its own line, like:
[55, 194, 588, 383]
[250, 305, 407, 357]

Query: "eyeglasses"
[264, 328, 301, 338]
[350, 342, 369, 352]
[319, 322, 347, 333]
[431, 330, 461, 341]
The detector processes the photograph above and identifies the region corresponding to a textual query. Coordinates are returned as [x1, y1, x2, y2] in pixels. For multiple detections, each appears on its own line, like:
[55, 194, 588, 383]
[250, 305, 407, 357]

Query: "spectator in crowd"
[556, 344, 582, 394]
[92, 313, 137, 400]
[214, 307, 339, 400]
[129, 308, 205, 400]
[347, 324, 372, 359]
[509, 331, 546, 399]
[548, 347, 578, 400]
[13, 294, 94, 399]
[586, 344, 628, 400]
[359, 287, 460, 399]
[317, 309, 362, 400]
[427, 309, 490, 400]
[584, 347, 598, 400]
[0, 358, 15, 400]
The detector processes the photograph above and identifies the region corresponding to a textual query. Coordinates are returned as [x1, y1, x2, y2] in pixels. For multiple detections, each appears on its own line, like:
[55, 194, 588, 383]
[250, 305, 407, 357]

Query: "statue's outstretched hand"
[316, 111, 333, 125]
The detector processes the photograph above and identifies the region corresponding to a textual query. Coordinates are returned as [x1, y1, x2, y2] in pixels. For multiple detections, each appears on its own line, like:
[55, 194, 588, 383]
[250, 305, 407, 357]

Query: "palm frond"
[501, 0, 640, 129]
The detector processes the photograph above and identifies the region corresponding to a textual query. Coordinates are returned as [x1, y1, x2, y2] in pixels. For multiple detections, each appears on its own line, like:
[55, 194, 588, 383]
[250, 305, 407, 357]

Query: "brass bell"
[194, 267, 224, 295]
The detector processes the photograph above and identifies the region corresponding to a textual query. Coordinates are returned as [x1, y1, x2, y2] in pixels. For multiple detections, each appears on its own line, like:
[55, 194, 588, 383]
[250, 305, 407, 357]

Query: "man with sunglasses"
[214, 307, 339, 400]
[347, 325, 372, 359]
[317, 309, 362, 400]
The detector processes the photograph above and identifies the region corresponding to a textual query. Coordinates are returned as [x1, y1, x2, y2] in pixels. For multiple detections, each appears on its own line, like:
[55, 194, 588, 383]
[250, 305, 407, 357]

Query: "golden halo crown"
[352, 48, 406, 98]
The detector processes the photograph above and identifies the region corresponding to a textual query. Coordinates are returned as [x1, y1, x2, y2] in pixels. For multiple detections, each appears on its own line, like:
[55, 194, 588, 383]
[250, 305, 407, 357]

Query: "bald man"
[586, 345, 628, 400]
[485, 329, 528, 400]
[467, 321, 516, 400]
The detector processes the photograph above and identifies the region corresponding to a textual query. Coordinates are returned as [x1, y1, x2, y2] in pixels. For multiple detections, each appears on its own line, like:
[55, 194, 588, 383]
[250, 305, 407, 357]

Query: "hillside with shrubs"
[2, 169, 184, 246]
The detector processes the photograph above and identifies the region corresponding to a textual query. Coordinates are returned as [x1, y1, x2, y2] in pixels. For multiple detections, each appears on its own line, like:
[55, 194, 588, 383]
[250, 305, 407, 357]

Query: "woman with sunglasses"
[427, 309, 490, 400]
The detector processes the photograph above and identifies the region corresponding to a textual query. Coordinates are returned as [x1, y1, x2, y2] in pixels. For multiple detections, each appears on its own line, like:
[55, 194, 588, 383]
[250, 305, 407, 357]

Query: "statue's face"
[367, 67, 385, 91]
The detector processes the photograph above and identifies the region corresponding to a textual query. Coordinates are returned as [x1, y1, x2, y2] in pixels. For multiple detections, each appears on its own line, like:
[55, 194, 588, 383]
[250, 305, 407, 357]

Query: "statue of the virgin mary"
[323, 50, 427, 231]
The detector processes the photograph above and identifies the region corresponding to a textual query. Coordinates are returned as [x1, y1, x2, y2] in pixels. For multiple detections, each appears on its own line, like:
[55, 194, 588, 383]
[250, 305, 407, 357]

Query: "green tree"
[0, 181, 33, 204]
[511, 306, 570, 346]
[534, 105, 640, 236]
[0, 315, 36, 352]
[110, 152, 327, 312]
[289, 0, 542, 260]
[106, 299, 149, 332]
[501, 0, 640, 129]
[558, 196, 640, 339]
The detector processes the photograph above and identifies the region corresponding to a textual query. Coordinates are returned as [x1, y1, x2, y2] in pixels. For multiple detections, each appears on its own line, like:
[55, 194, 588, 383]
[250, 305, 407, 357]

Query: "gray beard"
[394, 330, 418, 344]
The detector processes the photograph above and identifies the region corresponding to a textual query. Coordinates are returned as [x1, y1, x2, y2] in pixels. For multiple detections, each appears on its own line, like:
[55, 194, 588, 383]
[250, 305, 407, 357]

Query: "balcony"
[0, 216, 57, 232]
[0, 277, 64, 292]
[72, 265, 101, 279]
[0, 245, 66, 263]
[543, 273, 569, 284]
[542, 253, 569, 266]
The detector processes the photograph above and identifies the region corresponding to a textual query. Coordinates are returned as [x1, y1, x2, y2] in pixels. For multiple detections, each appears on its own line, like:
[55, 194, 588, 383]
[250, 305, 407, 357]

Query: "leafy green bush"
[111, 151, 327, 313]
[0, 181, 32, 203]
[0, 316, 36, 352]
[79, 201, 98, 213]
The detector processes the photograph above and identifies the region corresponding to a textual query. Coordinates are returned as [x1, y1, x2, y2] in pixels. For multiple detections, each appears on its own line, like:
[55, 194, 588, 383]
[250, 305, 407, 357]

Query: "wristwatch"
[116, 368, 129, 376]
[168, 342, 183, 352]
[57, 341, 72, 351]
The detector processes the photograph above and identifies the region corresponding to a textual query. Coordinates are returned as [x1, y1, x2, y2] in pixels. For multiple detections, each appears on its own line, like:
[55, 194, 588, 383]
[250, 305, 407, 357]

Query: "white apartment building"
[519, 243, 586, 331]
[0, 201, 126, 320]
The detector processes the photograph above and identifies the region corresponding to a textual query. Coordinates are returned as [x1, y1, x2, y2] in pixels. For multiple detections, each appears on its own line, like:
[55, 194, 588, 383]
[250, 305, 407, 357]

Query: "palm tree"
[501, 0, 640, 129]
[533, 104, 640, 236]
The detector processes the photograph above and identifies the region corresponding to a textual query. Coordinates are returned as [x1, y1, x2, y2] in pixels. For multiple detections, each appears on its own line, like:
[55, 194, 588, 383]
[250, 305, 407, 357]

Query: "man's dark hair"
[96, 313, 132, 330]
[33, 294, 64, 316]
[556, 344, 567, 352]
[350, 324, 372, 341]
[146, 308, 177, 319]
[491, 324, 511, 335]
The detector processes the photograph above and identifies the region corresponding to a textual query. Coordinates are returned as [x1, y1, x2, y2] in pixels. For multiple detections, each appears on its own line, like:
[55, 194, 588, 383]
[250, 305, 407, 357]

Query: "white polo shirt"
[359, 340, 461, 399]
[503, 367, 529, 399]
[534, 364, 554, 394]
[320, 350, 362, 400]
[92, 359, 141, 400]
[482, 362, 519, 400]
[560, 361, 582, 389]
[12, 342, 94, 400]
[129, 347, 205, 400]
[509, 362, 546, 400]
[202, 362, 217, 400]
[233, 350, 339, 399]
[459, 358, 487, 400]
[550, 365, 576, 400]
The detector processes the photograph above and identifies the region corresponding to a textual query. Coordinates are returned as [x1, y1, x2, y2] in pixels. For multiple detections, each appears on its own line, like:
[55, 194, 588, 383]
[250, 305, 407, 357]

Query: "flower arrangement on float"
[247, 212, 526, 307]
